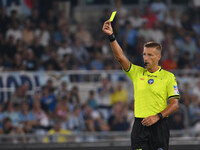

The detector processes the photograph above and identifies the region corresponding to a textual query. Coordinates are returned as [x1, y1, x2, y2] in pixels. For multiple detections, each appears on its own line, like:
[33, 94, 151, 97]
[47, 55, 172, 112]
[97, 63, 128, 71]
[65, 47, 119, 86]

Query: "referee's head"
[143, 41, 162, 71]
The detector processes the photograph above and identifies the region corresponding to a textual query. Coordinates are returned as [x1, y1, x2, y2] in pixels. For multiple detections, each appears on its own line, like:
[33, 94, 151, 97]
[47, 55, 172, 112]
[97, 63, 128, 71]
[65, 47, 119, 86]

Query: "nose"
[143, 55, 148, 62]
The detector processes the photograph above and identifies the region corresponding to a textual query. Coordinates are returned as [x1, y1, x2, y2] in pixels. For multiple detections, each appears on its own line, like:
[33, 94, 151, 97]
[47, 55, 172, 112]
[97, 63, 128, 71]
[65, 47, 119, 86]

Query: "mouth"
[144, 62, 149, 66]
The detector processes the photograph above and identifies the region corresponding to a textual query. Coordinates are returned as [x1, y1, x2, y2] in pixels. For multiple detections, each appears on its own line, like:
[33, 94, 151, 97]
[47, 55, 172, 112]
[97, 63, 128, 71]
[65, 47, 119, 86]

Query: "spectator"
[23, 48, 38, 71]
[32, 97, 50, 129]
[181, 11, 194, 32]
[22, 19, 34, 46]
[163, 33, 178, 59]
[12, 53, 24, 71]
[43, 120, 71, 143]
[176, 35, 198, 60]
[150, 0, 167, 22]
[119, 20, 138, 56]
[4, 101, 20, 127]
[0, 7, 10, 37]
[30, 37, 44, 59]
[87, 90, 98, 109]
[41, 86, 57, 113]
[83, 104, 108, 132]
[55, 81, 69, 100]
[70, 86, 80, 106]
[23, 121, 34, 134]
[68, 106, 85, 132]
[35, 21, 50, 47]
[142, 6, 158, 28]
[75, 23, 93, 50]
[188, 94, 200, 126]
[6, 20, 22, 44]
[0, 117, 24, 142]
[19, 102, 37, 126]
[138, 21, 151, 42]
[178, 52, 192, 69]
[28, 8, 40, 28]
[128, 8, 146, 29]
[192, 81, 200, 101]
[97, 77, 112, 107]
[57, 40, 72, 60]
[45, 9, 57, 32]
[108, 103, 129, 131]
[165, 9, 181, 28]
[110, 81, 128, 105]
[54, 97, 70, 122]
[52, 24, 70, 47]
[3, 36, 16, 62]
[11, 86, 28, 106]
[0, 105, 6, 128]
[46, 79, 55, 94]
[114, 0, 128, 26]
[90, 52, 104, 70]
[43, 50, 61, 71]
[71, 38, 89, 67]
[161, 52, 178, 71]
[148, 22, 164, 44]
[168, 110, 185, 130]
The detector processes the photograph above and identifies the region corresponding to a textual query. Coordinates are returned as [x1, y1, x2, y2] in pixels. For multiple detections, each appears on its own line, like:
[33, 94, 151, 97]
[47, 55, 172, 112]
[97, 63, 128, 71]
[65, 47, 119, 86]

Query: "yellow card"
[109, 11, 117, 22]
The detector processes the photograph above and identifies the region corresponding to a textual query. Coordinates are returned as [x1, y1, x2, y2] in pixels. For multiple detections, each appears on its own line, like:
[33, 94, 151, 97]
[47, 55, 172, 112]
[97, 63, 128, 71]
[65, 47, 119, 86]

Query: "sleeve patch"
[173, 85, 179, 94]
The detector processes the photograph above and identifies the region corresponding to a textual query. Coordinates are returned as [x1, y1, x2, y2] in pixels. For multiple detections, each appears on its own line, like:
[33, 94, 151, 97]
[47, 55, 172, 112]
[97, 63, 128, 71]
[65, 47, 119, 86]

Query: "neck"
[148, 65, 159, 73]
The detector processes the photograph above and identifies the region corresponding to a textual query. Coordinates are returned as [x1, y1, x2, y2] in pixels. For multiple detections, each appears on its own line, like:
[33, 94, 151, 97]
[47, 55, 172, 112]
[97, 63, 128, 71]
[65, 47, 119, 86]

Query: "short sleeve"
[123, 63, 143, 82]
[167, 74, 180, 100]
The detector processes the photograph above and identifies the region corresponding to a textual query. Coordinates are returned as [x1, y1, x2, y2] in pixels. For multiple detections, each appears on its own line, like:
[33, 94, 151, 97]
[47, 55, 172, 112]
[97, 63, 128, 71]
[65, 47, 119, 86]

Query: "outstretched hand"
[102, 20, 113, 36]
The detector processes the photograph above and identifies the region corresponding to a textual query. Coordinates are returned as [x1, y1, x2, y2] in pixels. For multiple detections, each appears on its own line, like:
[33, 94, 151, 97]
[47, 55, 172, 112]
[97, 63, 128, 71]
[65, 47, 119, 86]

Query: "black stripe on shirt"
[168, 95, 180, 100]
[124, 63, 132, 72]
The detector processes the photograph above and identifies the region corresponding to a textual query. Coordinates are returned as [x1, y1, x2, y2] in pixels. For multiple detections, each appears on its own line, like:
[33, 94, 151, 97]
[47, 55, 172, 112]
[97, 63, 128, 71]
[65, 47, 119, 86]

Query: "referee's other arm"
[102, 20, 130, 71]
[141, 98, 179, 126]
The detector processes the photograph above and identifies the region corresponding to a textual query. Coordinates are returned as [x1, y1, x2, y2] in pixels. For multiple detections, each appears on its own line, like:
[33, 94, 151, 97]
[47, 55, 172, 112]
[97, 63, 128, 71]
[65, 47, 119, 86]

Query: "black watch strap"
[108, 33, 116, 42]
[157, 113, 163, 120]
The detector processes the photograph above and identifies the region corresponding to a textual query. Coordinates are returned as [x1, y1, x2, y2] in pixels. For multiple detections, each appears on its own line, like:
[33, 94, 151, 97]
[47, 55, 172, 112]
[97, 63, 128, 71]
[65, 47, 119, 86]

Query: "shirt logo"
[140, 78, 144, 80]
[174, 85, 179, 94]
[148, 79, 154, 84]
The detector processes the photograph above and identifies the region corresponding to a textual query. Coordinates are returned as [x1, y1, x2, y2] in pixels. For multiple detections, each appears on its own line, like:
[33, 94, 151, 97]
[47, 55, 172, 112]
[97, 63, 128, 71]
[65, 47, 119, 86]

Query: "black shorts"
[131, 118, 169, 150]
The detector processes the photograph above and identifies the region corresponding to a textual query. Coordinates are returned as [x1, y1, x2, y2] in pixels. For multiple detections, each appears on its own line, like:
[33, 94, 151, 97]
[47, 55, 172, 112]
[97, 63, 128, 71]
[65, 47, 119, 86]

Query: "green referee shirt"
[124, 64, 180, 118]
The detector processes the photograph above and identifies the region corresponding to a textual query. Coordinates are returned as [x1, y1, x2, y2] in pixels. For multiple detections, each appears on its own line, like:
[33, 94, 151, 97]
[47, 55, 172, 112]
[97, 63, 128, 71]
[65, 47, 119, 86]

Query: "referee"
[102, 20, 180, 150]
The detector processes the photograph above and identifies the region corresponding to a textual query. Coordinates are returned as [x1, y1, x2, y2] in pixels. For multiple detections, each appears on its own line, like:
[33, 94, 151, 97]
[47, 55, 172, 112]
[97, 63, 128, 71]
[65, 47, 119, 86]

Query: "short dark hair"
[144, 41, 162, 53]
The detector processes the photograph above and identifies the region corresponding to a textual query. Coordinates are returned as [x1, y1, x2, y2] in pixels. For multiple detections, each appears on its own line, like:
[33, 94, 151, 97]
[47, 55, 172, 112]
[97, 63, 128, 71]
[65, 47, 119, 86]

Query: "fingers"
[141, 116, 158, 126]
[105, 19, 111, 25]
[141, 118, 152, 126]
[102, 20, 113, 35]
[102, 23, 110, 31]
[104, 20, 111, 28]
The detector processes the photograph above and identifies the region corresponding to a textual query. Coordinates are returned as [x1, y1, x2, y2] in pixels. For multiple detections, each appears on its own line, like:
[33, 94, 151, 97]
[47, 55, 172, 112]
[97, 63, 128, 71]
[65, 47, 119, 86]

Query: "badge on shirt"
[148, 79, 154, 84]
[173, 85, 179, 94]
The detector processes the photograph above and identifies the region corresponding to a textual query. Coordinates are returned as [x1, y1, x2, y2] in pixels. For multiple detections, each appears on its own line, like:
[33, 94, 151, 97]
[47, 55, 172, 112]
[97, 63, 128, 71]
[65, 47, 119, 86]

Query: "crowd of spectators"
[0, 0, 200, 71]
[0, 0, 200, 143]
[0, 78, 133, 142]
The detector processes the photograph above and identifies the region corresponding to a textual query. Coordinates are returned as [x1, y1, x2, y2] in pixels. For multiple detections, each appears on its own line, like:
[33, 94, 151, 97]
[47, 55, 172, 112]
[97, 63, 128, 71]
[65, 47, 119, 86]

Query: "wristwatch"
[108, 33, 116, 42]
[157, 113, 163, 120]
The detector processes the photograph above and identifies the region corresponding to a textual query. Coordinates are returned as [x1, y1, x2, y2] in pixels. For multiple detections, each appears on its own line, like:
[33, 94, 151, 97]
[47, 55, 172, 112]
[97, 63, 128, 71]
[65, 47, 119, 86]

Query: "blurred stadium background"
[0, 0, 200, 149]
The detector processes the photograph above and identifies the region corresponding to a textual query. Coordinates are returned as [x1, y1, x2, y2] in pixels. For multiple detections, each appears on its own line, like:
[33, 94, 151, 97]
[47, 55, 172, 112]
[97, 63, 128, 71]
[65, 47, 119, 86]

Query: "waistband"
[135, 117, 167, 121]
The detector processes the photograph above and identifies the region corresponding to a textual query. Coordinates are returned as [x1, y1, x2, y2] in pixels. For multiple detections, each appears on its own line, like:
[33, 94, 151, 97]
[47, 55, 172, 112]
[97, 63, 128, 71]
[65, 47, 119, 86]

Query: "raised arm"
[102, 20, 130, 71]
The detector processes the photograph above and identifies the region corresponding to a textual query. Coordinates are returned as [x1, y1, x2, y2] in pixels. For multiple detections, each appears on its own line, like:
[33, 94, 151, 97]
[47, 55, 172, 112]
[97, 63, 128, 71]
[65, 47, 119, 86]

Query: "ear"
[158, 53, 161, 61]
